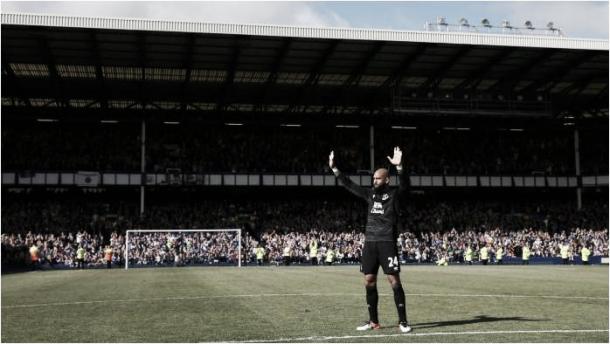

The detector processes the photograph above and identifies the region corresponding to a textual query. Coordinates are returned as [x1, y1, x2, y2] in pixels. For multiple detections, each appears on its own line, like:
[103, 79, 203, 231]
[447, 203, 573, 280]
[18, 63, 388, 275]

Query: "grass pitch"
[1, 265, 608, 342]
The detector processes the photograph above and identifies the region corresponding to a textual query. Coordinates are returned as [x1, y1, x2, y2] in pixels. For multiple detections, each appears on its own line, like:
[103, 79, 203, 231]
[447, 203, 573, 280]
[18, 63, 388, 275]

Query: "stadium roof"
[2, 13, 608, 121]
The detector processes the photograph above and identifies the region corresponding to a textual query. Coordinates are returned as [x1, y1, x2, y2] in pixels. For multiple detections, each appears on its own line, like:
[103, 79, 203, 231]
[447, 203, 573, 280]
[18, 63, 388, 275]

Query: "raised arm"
[387, 146, 410, 192]
[329, 150, 370, 200]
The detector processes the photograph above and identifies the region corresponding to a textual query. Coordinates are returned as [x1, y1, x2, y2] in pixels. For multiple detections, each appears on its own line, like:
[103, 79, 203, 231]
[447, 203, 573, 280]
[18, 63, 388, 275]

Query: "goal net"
[124, 229, 242, 269]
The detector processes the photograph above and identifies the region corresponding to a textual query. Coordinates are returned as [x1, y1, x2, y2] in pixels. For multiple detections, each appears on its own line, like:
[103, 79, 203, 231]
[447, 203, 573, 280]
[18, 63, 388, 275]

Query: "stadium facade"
[1, 13, 608, 214]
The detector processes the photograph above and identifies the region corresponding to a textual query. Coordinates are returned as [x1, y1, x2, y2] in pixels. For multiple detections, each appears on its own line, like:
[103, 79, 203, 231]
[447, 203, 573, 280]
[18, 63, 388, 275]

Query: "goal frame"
[124, 229, 242, 269]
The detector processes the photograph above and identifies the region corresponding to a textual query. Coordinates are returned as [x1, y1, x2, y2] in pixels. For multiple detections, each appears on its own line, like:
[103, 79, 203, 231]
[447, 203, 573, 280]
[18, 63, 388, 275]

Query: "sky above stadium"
[1, 1, 608, 39]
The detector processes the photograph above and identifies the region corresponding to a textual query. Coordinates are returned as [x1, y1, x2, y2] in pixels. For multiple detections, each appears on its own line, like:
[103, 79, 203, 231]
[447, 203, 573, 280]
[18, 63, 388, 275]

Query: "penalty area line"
[229, 329, 610, 343]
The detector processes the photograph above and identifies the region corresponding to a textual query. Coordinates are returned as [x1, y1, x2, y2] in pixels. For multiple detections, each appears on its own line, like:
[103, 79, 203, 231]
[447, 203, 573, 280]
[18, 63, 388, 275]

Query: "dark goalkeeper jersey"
[335, 169, 409, 242]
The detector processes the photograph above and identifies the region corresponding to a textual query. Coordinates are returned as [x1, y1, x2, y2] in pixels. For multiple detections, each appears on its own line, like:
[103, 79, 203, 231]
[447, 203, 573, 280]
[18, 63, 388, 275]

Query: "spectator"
[3, 123, 607, 175]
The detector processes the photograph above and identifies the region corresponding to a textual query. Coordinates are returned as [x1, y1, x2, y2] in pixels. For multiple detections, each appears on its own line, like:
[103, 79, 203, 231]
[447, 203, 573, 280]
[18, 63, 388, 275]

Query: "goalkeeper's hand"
[328, 150, 336, 169]
[387, 146, 403, 166]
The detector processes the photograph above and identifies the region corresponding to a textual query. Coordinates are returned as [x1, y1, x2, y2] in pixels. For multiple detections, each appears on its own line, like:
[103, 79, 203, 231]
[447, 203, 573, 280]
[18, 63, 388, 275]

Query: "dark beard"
[373, 183, 389, 192]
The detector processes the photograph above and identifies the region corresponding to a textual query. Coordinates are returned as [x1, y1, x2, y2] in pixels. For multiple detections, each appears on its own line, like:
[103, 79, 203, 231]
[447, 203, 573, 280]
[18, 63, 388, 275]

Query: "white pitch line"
[1, 293, 359, 309]
[407, 293, 608, 301]
[2, 292, 607, 309]
[229, 329, 610, 343]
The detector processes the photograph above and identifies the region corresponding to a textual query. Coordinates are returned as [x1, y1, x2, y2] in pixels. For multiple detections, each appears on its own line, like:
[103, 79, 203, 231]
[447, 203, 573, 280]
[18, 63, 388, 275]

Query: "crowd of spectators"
[2, 122, 140, 171]
[1, 197, 367, 236]
[395, 227, 608, 264]
[127, 231, 241, 266]
[3, 195, 606, 236]
[2, 196, 607, 269]
[3, 123, 607, 175]
[2, 226, 607, 269]
[1, 231, 125, 269]
[146, 125, 366, 174]
[401, 199, 608, 234]
[375, 129, 589, 175]
[249, 227, 609, 265]
[580, 129, 609, 175]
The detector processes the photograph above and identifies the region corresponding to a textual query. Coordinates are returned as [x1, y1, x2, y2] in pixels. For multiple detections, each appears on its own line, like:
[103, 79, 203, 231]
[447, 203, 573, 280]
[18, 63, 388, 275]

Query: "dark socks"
[365, 285, 379, 323]
[392, 283, 408, 323]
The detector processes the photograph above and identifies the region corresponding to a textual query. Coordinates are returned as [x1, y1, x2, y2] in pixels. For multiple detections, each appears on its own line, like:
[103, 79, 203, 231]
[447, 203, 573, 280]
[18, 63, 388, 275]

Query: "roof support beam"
[180, 33, 196, 112]
[285, 39, 340, 113]
[343, 41, 385, 87]
[136, 32, 147, 109]
[417, 45, 471, 92]
[380, 44, 427, 89]
[487, 49, 556, 94]
[558, 72, 604, 96]
[303, 39, 340, 87]
[38, 37, 65, 107]
[596, 84, 608, 100]
[265, 38, 292, 86]
[258, 37, 292, 112]
[89, 31, 107, 110]
[324, 41, 385, 115]
[453, 47, 512, 92]
[215, 38, 242, 113]
[2, 61, 32, 107]
[520, 51, 598, 95]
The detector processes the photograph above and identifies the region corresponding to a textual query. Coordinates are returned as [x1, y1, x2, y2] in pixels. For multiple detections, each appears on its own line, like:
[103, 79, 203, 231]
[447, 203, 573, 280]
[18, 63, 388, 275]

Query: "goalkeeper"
[329, 147, 411, 333]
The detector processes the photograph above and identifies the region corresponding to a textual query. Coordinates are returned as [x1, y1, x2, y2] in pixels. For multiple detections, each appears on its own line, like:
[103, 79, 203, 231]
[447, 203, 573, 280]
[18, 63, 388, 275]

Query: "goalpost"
[124, 229, 242, 270]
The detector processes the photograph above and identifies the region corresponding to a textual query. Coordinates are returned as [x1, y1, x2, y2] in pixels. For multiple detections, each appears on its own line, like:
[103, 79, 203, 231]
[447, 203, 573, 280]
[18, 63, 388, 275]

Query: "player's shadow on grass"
[412, 315, 546, 329]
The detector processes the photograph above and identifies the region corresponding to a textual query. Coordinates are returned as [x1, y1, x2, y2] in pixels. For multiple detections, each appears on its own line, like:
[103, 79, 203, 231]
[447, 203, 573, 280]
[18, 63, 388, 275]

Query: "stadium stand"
[1, 13, 608, 271]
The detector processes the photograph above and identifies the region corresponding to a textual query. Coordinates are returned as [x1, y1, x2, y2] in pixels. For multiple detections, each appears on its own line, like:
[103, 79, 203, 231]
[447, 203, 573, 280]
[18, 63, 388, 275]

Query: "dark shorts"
[360, 241, 400, 275]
